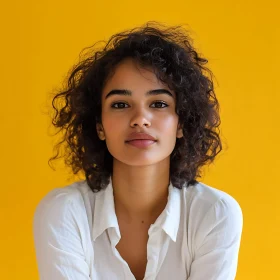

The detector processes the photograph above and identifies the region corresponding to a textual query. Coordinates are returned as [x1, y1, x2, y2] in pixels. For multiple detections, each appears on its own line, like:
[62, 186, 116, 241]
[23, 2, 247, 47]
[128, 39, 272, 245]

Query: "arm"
[188, 196, 243, 280]
[33, 189, 91, 280]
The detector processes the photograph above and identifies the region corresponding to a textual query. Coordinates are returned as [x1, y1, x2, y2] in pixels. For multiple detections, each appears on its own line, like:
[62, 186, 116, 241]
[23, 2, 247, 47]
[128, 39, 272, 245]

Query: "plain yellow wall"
[1, 0, 279, 279]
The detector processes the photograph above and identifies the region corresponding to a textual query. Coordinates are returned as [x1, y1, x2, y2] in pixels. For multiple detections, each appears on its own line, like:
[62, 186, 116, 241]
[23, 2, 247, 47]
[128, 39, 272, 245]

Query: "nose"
[130, 109, 151, 128]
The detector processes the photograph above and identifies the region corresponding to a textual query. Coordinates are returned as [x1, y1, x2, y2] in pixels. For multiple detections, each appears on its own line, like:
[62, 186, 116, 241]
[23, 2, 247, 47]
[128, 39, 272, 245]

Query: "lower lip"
[126, 140, 156, 148]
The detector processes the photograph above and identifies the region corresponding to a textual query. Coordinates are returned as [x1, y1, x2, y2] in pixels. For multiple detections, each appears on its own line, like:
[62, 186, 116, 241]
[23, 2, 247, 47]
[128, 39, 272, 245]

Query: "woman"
[33, 21, 243, 280]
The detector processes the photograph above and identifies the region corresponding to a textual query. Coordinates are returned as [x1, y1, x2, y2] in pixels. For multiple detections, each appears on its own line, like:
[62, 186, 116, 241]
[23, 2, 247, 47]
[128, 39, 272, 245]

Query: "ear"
[96, 122, 106, 140]
[176, 123, 183, 139]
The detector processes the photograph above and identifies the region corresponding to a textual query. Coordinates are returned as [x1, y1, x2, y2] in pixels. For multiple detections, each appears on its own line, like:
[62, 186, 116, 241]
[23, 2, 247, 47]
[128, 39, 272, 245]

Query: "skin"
[96, 57, 183, 224]
[96, 57, 183, 279]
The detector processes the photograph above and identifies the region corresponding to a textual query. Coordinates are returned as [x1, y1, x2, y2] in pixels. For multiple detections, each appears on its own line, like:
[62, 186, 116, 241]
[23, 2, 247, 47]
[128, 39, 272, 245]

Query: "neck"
[112, 158, 170, 223]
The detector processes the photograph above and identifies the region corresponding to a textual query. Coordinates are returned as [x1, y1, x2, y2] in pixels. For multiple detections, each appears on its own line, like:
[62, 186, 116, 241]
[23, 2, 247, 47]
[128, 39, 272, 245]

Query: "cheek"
[104, 120, 117, 134]
[102, 114, 126, 135]
[159, 115, 179, 133]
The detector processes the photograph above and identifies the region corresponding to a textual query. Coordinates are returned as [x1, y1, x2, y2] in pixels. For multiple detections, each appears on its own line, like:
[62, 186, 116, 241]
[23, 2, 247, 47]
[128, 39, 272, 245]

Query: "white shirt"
[33, 176, 243, 280]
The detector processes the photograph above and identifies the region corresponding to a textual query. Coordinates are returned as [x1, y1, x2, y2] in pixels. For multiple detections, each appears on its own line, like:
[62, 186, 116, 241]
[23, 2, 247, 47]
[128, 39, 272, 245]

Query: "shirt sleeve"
[32, 188, 91, 280]
[187, 195, 243, 280]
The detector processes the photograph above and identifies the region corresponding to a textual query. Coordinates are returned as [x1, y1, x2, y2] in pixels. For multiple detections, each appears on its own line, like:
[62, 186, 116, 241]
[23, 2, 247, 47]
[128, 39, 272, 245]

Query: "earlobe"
[96, 123, 105, 140]
[177, 129, 183, 138]
[177, 123, 184, 138]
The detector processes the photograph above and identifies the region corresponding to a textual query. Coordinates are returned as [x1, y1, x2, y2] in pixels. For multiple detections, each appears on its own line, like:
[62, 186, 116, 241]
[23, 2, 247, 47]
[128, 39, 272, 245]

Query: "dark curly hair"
[47, 21, 222, 193]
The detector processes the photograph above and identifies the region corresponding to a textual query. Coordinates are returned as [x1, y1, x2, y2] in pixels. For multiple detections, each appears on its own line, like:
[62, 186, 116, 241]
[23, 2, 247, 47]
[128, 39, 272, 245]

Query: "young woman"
[33, 21, 243, 280]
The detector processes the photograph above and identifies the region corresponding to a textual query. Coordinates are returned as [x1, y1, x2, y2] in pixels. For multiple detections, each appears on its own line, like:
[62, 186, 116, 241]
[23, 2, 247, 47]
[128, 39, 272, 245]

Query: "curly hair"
[48, 21, 222, 193]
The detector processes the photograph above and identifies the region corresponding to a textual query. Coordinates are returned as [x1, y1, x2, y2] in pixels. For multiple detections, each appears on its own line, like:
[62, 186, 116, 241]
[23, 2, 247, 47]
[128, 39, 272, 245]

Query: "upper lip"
[126, 132, 157, 142]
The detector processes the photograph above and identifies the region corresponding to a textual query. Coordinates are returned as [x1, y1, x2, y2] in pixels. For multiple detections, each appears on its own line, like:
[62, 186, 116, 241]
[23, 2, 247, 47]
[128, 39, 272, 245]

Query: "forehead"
[102, 58, 172, 96]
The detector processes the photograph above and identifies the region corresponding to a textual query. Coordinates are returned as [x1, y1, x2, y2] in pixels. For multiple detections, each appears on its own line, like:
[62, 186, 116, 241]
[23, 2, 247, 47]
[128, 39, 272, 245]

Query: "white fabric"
[33, 176, 243, 280]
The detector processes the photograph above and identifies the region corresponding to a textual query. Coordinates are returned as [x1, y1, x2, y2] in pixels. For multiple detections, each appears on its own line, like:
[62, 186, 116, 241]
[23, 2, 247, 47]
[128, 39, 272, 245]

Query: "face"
[96, 58, 183, 166]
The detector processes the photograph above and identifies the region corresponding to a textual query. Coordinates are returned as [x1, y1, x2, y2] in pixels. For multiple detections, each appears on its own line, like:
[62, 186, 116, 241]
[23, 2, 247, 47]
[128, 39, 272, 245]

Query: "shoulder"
[32, 181, 96, 273]
[181, 181, 243, 253]
[183, 181, 243, 216]
[181, 181, 243, 236]
[34, 180, 91, 210]
[33, 180, 96, 230]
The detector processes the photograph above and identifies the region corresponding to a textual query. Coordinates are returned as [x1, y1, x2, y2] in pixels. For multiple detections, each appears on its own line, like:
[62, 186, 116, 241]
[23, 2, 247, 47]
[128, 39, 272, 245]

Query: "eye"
[110, 101, 169, 109]
[151, 101, 169, 108]
[111, 102, 128, 109]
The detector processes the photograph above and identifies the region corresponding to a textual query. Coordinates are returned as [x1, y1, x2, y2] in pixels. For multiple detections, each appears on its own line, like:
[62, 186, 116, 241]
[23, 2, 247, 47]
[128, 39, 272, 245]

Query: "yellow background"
[1, 0, 279, 279]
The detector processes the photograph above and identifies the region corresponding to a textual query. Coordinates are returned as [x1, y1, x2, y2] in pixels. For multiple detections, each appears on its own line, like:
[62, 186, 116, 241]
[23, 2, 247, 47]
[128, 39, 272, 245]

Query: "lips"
[125, 132, 157, 142]
[126, 139, 156, 148]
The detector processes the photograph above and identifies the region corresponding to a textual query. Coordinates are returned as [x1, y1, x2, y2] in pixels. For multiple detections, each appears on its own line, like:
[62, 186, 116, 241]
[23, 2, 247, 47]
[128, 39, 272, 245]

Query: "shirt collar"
[92, 176, 181, 242]
[92, 176, 119, 242]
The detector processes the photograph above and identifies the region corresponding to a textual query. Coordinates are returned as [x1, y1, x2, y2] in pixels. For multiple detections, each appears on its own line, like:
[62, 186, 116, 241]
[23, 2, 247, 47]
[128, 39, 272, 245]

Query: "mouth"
[125, 139, 157, 148]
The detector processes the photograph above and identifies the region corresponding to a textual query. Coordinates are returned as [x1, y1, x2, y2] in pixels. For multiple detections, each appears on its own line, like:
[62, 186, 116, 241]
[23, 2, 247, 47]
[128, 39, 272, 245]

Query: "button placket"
[144, 225, 162, 280]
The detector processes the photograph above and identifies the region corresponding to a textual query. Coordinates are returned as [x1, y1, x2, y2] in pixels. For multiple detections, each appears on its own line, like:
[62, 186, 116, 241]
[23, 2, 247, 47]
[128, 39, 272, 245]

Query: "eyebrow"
[104, 89, 174, 99]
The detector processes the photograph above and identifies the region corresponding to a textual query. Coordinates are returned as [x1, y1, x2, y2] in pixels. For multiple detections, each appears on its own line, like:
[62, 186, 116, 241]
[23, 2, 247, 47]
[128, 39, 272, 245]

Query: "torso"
[114, 196, 167, 280]
[115, 218, 153, 280]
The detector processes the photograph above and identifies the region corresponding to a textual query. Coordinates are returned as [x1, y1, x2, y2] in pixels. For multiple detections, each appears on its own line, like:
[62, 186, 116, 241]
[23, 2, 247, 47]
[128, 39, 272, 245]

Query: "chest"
[115, 221, 151, 280]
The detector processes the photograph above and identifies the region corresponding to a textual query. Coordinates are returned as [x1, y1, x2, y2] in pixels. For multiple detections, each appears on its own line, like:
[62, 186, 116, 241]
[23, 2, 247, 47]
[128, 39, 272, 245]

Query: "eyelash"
[111, 101, 169, 109]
